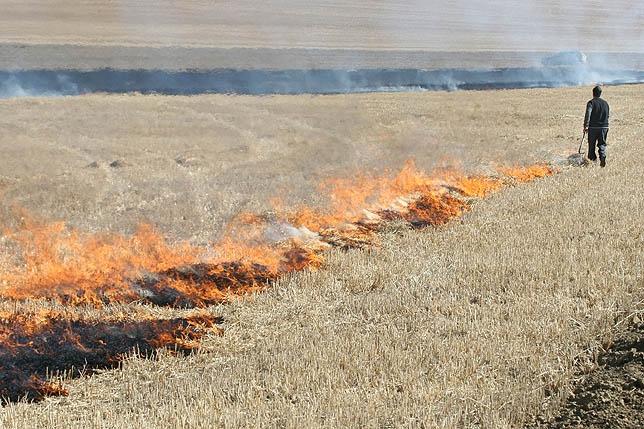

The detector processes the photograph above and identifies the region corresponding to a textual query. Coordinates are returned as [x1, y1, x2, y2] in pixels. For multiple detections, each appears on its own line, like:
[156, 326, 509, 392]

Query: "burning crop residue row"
[1, 160, 532, 308]
[498, 164, 555, 182]
[0, 160, 554, 403]
[0, 309, 221, 403]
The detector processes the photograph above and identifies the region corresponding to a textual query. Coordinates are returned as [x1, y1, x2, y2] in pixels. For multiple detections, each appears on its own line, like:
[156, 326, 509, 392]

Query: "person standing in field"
[584, 85, 610, 167]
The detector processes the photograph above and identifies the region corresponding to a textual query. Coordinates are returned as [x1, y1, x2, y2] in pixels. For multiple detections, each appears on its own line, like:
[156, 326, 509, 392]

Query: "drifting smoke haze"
[2, 67, 644, 98]
[0, 1, 643, 97]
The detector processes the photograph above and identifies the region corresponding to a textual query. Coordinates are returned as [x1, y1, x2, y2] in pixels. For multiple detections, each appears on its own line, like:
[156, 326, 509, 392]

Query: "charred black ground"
[0, 314, 221, 403]
[2, 66, 644, 97]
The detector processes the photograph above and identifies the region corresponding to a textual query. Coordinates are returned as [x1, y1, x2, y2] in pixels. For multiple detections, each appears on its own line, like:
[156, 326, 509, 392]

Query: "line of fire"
[0, 161, 553, 403]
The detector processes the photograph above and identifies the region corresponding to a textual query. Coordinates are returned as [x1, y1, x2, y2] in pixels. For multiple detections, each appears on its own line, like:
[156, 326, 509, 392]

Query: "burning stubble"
[0, 310, 221, 403]
[0, 160, 553, 402]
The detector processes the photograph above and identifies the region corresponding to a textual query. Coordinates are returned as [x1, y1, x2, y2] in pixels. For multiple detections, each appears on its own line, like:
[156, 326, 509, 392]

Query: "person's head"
[593, 85, 602, 98]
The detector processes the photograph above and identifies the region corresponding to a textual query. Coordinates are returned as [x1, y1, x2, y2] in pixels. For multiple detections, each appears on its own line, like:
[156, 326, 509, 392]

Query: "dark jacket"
[584, 97, 610, 129]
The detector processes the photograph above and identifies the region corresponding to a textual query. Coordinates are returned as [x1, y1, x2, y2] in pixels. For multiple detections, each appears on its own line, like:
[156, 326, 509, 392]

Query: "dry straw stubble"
[1, 85, 643, 428]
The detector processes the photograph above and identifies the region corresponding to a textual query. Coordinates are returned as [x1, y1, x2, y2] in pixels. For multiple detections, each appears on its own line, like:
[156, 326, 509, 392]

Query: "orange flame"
[284, 160, 501, 231]
[0, 160, 555, 308]
[0, 309, 220, 402]
[0, 159, 556, 402]
[498, 164, 555, 182]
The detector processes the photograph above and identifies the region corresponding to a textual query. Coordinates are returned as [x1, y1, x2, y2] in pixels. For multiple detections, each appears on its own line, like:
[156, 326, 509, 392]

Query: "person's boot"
[600, 158, 606, 168]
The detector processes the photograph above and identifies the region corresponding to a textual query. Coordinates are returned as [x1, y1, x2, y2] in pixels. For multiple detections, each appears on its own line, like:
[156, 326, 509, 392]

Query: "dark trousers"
[588, 128, 608, 161]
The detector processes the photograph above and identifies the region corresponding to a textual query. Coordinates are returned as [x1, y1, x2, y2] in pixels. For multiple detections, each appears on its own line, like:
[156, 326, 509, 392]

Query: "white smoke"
[0, 76, 35, 98]
[1, 1, 643, 97]
[0, 74, 79, 99]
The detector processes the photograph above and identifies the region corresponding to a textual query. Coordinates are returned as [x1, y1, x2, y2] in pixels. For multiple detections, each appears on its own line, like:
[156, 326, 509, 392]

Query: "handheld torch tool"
[578, 130, 586, 155]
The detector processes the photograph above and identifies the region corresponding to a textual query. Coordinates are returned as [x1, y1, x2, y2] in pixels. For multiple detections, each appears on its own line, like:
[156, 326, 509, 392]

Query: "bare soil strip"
[531, 320, 644, 429]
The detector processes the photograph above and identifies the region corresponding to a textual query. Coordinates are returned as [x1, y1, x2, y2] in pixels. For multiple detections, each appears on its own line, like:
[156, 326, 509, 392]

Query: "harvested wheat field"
[2, 0, 644, 74]
[0, 84, 641, 427]
[1, 0, 643, 52]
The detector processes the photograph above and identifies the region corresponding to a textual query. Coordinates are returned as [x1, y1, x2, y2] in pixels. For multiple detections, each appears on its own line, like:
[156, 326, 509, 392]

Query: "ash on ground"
[552, 153, 589, 168]
[566, 153, 589, 167]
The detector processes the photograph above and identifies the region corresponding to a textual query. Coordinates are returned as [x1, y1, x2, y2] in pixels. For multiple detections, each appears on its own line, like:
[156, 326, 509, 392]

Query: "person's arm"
[584, 101, 592, 132]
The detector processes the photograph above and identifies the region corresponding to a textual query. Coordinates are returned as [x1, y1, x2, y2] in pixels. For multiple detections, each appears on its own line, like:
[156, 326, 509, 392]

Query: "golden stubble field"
[1, 0, 643, 52]
[0, 86, 625, 242]
[0, 85, 641, 427]
[2, 0, 644, 74]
